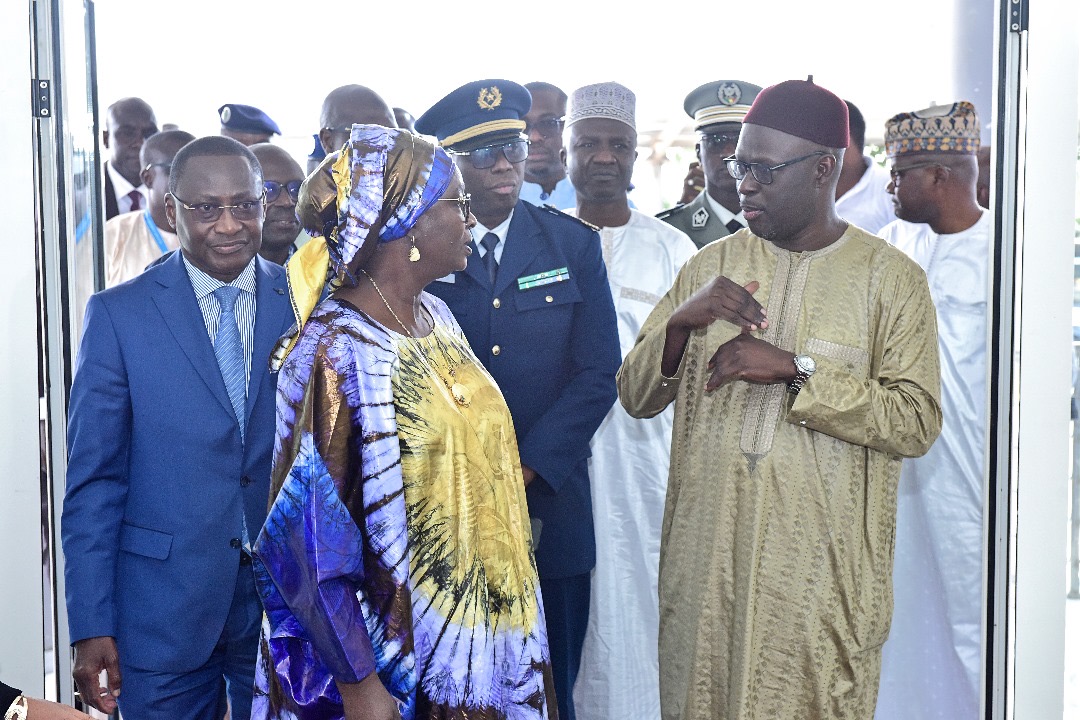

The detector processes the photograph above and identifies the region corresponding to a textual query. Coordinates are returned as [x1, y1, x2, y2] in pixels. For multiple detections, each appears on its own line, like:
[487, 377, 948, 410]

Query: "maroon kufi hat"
[743, 77, 849, 149]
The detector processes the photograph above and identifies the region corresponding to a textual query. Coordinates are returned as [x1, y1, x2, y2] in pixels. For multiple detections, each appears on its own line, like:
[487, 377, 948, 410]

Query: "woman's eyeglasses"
[264, 180, 302, 204]
[449, 139, 530, 170]
[437, 193, 472, 220]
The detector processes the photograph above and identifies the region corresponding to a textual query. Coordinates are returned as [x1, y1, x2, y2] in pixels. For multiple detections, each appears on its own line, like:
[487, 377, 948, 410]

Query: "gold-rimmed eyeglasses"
[168, 193, 265, 223]
[437, 193, 472, 220]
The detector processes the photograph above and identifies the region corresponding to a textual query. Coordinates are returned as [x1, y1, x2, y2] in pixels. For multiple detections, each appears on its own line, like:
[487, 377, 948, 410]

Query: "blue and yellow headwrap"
[270, 124, 454, 369]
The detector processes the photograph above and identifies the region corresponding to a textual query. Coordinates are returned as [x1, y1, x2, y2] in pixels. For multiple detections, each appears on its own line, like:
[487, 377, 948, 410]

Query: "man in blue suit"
[62, 136, 294, 720]
[416, 80, 621, 720]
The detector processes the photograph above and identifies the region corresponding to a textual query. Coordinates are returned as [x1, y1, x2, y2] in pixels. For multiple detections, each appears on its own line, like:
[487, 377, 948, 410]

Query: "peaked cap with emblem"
[415, 79, 532, 151]
[218, 103, 280, 135]
[884, 101, 981, 159]
[684, 80, 762, 130]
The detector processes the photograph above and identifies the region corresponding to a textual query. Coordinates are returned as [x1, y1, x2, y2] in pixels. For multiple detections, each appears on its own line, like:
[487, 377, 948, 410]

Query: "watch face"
[796, 355, 816, 374]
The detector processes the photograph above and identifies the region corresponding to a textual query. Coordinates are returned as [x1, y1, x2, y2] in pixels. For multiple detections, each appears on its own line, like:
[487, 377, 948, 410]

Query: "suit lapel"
[151, 252, 235, 418]
[245, 257, 290, 424]
[493, 203, 543, 295]
[461, 237, 490, 288]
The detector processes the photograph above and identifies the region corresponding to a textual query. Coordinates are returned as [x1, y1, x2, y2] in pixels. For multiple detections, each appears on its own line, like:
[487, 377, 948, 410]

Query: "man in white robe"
[875, 101, 989, 720]
[563, 83, 697, 720]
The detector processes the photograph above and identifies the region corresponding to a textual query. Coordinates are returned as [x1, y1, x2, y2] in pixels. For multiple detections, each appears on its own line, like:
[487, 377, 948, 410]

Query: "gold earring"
[409, 235, 420, 262]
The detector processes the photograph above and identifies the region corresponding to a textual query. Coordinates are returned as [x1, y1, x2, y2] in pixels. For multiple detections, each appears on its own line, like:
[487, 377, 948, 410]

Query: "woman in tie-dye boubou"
[251, 125, 556, 720]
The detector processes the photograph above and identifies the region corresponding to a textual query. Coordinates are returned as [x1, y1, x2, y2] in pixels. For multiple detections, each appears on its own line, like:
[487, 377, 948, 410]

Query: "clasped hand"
[667, 276, 795, 391]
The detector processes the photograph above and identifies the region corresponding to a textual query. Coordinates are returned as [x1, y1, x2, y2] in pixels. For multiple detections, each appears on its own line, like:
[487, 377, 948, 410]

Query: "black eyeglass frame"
[524, 117, 565, 139]
[447, 139, 530, 170]
[723, 151, 832, 185]
[263, 180, 302, 204]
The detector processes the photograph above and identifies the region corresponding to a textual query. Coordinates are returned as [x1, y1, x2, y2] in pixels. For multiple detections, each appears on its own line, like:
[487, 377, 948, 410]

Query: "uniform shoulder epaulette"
[655, 204, 686, 220]
[540, 204, 600, 231]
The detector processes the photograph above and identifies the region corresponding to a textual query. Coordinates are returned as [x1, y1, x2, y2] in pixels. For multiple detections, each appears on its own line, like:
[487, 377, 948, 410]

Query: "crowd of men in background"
[62, 76, 990, 720]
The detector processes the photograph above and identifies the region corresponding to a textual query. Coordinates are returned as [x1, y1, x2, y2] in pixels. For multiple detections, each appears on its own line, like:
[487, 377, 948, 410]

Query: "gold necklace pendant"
[361, 269, 414, 338]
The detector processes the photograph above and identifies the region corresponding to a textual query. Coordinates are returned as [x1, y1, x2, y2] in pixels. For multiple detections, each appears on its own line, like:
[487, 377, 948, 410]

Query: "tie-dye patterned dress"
[252, 295, 556, 720]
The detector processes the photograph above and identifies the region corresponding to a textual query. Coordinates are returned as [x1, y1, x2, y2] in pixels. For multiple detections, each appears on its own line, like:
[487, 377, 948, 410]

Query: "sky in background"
[89, 0, 997, 209]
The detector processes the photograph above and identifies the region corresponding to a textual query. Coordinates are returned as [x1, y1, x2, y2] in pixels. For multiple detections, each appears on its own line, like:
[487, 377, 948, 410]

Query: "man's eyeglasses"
[701, 133, 740, 152]
[889, 161, 942, 187]
[437, 193, 472, 220]
[144, 162, 171, 174]
[264, 180, 302, 204]
[525, 117, 565, 139]
[449, 139, 530, 170]
[724, 151, 832, 185]
[168, 193, 265, 223]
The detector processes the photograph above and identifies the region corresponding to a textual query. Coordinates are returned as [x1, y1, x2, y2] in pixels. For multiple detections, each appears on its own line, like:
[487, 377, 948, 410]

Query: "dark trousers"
[118, 559, 261, 720]
[540, 572, 591, 720]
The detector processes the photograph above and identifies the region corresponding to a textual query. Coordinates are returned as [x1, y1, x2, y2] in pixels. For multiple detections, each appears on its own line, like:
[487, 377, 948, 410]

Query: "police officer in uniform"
[218, 103, 281, 146]
[416, 79, 621, 720]
[657, 80, 761, 249]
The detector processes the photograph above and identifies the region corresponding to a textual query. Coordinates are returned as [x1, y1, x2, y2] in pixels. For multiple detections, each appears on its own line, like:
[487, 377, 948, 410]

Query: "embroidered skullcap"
[684, 80, 762, 130]
[743, 77, 849, 149]
[884, 101, 981, 159]
[566, 82, 636, 131]
[272, 125, 454, 369]
[218, 103, 280, 135]
[415, 80, 531, 150]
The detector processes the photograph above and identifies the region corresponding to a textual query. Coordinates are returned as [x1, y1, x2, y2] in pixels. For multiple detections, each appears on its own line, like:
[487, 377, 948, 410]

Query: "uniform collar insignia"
[692, 207, 710, 228]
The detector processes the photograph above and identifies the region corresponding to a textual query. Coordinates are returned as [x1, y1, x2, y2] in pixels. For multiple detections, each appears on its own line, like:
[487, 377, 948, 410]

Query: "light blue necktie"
[213, 285, 246, 441]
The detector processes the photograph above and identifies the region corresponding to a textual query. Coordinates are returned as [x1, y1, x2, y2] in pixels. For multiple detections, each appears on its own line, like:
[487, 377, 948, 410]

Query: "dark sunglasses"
[525, 117, 565, 139]
[264, 180, 302, 204]
[700, 132, 740, 152]
[449, 139, 530, 169]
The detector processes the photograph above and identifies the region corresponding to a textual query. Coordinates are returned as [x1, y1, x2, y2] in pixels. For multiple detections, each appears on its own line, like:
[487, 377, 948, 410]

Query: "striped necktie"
[213, 286, 246, 441]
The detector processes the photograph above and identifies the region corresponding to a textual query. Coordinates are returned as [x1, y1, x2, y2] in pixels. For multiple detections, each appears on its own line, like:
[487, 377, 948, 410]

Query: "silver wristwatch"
[788, 354, 816, 394]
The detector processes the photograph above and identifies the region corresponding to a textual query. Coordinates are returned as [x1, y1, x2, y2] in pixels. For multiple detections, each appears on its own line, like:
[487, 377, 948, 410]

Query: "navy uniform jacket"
[426, 200, 620, 579]
[62, 252, 293, 672]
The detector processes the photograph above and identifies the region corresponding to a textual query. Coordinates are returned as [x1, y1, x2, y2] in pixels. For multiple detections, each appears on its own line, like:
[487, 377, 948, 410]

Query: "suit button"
[492, 345, 501, 356]
[545, 295, 553, 303]
[240, 475, 252, 487]
[230, 538, 241, 549]
[492, 298, 501, 309]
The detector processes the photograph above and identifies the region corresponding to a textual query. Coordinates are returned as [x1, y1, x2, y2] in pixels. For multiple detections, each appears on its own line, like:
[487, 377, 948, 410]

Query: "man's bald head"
[319, 85, 396, 154]
[105, 97, 158, 185]
[140, 130, 195, 168]
[139, 130, 194, 228]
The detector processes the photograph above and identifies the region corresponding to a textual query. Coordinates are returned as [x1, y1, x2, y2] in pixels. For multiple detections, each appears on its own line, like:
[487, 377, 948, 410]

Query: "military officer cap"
[683, 80, 762, 131]
[218, 103, 281, 136]
[415, 79, 531, 151]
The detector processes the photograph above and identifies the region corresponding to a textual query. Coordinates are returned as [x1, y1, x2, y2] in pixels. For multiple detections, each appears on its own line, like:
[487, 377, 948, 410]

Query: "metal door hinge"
[32, 79, 52, 118]
[1008, 0, 1028, 33]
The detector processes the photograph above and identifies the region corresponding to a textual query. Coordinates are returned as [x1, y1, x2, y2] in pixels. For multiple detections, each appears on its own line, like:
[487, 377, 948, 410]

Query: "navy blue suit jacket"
[426, 201, 621, 579]
[62, 251, 293, 672]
